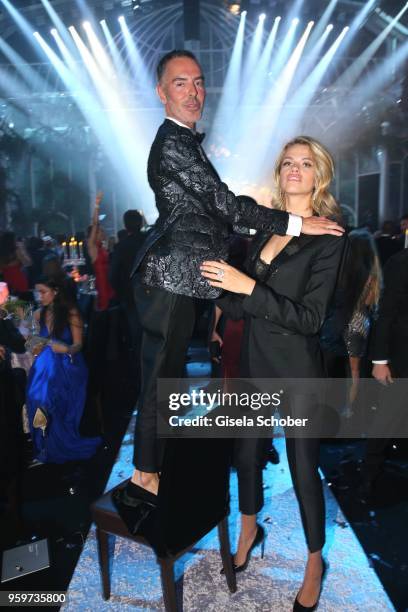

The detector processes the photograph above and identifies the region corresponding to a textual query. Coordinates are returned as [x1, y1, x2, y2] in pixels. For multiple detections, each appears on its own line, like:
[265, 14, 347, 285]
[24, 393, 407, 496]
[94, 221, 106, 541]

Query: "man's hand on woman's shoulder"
[301, 216, 344, 236]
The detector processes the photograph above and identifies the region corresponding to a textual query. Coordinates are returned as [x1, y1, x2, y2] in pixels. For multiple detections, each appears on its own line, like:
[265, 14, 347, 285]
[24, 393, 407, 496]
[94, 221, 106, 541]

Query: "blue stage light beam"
[209, 10, 246, 144]
[334, 3, 408, 90]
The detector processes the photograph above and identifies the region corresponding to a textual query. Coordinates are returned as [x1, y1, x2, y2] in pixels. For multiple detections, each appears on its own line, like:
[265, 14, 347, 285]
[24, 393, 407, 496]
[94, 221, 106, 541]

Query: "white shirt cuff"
[286, 214, 302, 236]
[372, 360, 388, 365]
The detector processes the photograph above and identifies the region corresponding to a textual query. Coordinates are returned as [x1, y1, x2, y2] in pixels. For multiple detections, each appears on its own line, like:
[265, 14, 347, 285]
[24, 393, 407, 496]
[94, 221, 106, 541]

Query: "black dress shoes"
[112, 481, 157, 535]
[293, 559, 327, 612]
[221, 524, 266, 574]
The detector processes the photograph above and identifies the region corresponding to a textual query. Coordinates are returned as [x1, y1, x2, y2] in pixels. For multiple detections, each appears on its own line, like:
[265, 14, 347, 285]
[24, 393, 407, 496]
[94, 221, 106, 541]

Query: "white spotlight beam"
[100, 19, 125, 75]
[267, 0, 305, 74]
[69, 25, 102, 81]
[39, 0, 78, 56]
[335, 0, 377, 57]
[334, 3, 408, 89]
[0, 65, 31, 100]
[0, 0, 44, 56]
[118, 16, 155, 103]
[242, 12, 265, 84]
[325, 36, 408, 147]
[33, 32, 120, 170]
[0, 36, 47, 93]
[69, 25, 150, 202]
[268, 17, 300, 82]
[82, 21, 114, 77]
[233, 16, 282, 145]
[260, 16, 281, 70]
[265, 21, 315, 120]
[306, 0, 338, 47]
[50, 28, 85, 79]
[209, 11, 246, 143]
[375, 6, 408, 37]
[291, 23, 333, 91]
[241, 16, 281, 111]
[72, 0, 94, 25]
[276, 26, 350, 144]
[234, 21, 314, 178]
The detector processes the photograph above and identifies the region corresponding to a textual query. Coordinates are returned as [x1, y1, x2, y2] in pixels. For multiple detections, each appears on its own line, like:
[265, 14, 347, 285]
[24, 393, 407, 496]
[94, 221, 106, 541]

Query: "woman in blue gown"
[27, 276, 101, 464]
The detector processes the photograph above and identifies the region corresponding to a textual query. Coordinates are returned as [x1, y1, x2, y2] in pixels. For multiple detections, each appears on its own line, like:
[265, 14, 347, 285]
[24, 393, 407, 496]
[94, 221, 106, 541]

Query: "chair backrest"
[140, 438, 232, 557]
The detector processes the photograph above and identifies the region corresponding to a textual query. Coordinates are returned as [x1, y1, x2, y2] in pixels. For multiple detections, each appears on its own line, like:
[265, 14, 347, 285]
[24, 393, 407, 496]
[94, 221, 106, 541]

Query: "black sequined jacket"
[131, 119, 289, 299]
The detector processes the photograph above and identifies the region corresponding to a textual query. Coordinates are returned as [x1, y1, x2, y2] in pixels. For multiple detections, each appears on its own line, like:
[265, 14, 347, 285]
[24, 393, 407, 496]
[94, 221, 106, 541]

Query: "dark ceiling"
[0, 0, 406, 65]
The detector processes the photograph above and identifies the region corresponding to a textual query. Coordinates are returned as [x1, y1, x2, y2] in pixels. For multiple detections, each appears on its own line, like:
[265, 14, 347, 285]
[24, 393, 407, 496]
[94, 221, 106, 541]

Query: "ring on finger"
[217, 269, 225, 279]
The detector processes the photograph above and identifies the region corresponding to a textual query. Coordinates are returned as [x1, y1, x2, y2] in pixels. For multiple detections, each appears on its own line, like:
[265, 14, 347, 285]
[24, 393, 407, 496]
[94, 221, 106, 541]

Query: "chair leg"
[159, 558, 178, 612]
[218, 517, 237, 593]
[96, 527, 113, 600]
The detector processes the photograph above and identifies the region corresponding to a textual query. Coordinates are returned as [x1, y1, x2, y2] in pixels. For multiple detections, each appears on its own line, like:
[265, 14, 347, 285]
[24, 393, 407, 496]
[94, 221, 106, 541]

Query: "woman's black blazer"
[218, 232, 346, 379]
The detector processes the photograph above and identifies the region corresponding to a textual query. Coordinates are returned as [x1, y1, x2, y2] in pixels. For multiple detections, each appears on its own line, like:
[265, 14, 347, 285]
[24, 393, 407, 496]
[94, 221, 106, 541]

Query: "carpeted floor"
[64, 418, 394, 611]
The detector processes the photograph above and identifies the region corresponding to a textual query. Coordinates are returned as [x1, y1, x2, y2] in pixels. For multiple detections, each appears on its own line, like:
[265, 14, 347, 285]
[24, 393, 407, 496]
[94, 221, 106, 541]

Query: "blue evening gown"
[26, 322, 101, 463]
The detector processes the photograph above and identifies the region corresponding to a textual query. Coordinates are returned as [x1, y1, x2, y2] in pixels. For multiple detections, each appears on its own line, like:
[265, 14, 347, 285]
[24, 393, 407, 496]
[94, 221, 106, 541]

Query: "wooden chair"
[91, 438, 236, 611]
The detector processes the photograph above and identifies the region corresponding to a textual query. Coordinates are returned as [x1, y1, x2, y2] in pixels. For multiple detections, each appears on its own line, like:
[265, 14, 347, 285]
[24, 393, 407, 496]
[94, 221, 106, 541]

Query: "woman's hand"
[32, 343, 46, 357]
[211, 330, 223, 347]
[200, 260, 256, 295]
[50, 341, 68, 354]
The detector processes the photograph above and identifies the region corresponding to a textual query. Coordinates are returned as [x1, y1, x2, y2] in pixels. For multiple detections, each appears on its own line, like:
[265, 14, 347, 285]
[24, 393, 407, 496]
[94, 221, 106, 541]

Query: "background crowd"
[0, 205, 407, 561]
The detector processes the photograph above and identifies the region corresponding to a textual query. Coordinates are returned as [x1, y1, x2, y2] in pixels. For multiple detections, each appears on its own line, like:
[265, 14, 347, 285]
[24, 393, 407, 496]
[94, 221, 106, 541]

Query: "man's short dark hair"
[156, 49, 201, 82]
[123, 210, 142, 234]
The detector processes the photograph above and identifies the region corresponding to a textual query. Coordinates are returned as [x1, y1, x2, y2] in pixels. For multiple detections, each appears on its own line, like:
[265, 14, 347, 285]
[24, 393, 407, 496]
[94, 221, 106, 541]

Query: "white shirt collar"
[166, 116, 193, 130]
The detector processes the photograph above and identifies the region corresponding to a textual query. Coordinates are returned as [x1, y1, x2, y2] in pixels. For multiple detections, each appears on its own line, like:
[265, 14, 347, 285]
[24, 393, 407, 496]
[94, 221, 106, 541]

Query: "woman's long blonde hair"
[272, 136, 341, 219]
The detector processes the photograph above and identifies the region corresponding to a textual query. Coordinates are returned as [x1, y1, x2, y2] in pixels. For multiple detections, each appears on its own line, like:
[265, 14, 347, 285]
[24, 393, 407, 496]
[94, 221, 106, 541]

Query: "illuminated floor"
[64, 417, 394, 611]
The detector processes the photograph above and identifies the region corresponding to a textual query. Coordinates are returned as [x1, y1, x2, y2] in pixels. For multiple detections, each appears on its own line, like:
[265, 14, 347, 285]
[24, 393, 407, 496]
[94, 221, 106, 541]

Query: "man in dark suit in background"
[110, 210, 144, 392]
[110, 210, 144, 339]
[361, 247, 408, 495]
[116, 49, 344, 513]
[375, 220, 400, 266]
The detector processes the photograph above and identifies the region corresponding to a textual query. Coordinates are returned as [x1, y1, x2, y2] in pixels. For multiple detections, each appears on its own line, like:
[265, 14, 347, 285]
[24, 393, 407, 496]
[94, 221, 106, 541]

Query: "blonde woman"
[201, 136, 346, 611]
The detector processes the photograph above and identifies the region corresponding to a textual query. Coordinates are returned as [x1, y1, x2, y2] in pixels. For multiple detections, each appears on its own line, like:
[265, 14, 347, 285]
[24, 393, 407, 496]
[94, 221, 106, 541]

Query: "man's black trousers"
[132, 279, 196, 472]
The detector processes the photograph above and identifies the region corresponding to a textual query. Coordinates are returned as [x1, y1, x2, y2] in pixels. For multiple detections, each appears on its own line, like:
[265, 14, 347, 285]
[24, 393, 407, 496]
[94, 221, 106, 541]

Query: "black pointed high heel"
[293, 558, 328, 612]
[220, 524, 266, 575]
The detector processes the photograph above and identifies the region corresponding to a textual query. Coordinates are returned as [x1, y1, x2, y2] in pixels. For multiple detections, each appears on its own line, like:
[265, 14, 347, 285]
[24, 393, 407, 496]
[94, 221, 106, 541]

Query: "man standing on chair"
[115, 49, 344, 516]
